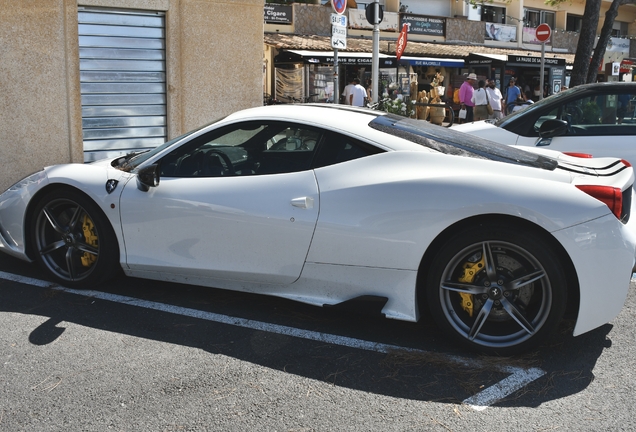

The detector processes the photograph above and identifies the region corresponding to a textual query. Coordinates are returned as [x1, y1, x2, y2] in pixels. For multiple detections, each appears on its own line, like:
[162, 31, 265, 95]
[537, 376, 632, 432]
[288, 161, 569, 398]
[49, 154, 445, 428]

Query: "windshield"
[113, 117, 227, 172]
[371, 114, 558, 170]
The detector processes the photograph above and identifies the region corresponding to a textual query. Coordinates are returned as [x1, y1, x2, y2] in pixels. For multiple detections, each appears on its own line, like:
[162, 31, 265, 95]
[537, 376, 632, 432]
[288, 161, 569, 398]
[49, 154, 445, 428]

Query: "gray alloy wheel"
[31, 189, 118, 287]
[427, 225, 567, 355]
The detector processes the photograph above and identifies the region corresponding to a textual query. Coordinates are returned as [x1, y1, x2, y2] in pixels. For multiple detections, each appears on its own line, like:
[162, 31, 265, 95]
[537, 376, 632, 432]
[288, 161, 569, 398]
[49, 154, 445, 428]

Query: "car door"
[515, 88, 636, 165]
[118, 121, 321, 285]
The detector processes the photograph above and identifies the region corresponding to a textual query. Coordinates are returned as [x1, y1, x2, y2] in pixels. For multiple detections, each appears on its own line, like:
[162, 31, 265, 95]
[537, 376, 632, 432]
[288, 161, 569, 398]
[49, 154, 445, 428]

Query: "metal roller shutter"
[78, 8, 166, 162]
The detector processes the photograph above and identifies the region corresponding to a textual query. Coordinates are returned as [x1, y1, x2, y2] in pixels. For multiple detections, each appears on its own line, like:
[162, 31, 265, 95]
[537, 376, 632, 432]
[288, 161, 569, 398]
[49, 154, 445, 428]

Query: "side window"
[618, 93, 635, 124]
[256, 126, 321, 174]
[313, 132, 384, 168]
[532, 92, 636, 138]
[556, 92, 636, 136]
[159, 121, 324, 177]
[159, 123, 265, 177]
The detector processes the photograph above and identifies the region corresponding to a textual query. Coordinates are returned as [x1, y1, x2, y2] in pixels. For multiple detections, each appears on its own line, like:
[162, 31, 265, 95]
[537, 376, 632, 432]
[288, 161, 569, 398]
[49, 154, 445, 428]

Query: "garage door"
[78, 8, 166, 162]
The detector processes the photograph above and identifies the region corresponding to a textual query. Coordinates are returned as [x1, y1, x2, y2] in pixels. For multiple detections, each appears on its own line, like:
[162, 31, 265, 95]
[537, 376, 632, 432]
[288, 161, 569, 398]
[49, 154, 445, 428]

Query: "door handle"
[291, 197, 314, 209]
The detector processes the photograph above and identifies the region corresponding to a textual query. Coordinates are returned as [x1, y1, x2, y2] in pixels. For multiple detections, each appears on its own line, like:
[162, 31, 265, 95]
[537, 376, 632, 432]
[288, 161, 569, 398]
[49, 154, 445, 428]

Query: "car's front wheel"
[30, 189, 119, 288]
[426, 224, 567, 355]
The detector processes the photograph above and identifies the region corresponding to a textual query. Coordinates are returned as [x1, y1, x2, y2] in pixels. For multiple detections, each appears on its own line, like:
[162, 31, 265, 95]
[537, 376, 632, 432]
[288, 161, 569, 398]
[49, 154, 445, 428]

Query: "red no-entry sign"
[535, 23, 551, 43]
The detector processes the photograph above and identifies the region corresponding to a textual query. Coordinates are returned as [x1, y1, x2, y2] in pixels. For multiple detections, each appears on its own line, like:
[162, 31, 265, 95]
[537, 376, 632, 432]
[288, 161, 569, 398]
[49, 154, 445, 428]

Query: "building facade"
[263, 0, 636, 104]
[0, 0, 263, 190]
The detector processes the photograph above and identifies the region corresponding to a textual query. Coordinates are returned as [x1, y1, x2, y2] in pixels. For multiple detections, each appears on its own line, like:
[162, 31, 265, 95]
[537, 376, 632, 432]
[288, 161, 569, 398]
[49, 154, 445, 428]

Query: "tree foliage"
[547, 0, 635, 86]
[569, 0, 602, 87]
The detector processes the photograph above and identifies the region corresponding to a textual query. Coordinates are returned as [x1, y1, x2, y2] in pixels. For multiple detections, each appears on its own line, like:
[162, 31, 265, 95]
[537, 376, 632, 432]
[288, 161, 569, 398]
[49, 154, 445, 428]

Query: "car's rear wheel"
[31, 189, 119, 288]
[426, 224, 567, 355]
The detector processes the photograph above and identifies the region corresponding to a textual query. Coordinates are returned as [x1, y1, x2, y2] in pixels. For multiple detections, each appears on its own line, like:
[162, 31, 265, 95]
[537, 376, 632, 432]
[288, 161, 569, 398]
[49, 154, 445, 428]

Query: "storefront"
[399, 56, 464, 99]
[272, 49, 466, 103]
[505, 55, 567, 98]
[466, 53, 507, 89]
[273, 50, 397, 103]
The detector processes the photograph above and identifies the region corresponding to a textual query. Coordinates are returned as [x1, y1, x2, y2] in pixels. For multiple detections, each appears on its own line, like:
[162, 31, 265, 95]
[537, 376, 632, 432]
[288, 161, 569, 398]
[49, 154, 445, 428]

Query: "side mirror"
[137, 164, 160, 192]
[539, 119, 568, 138]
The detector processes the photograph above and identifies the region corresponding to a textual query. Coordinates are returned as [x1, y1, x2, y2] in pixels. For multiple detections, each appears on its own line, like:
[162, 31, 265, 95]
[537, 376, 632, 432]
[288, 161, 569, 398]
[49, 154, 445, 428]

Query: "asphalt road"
[1, 252, 635, 431]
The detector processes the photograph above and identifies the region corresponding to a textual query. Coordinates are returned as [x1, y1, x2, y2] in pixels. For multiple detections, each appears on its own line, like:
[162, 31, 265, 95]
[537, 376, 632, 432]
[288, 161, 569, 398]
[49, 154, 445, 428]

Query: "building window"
[612, 21, 628, 37]
[524, 9, 555, 29]
[482, 6, 506, 24]
[566, 14, 583, 32]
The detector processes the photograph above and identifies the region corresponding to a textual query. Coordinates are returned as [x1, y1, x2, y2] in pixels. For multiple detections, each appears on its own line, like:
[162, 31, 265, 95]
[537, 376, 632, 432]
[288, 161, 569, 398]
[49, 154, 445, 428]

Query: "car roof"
[497, 81, 636, 127]
[223, 104, 558, 170]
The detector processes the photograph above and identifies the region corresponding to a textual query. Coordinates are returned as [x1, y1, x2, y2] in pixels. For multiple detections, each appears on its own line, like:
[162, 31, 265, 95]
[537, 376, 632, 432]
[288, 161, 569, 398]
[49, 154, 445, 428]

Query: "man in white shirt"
[342, 78, 355, 105]
[485, 80, 504, 119]
[349, 78, 367, 107]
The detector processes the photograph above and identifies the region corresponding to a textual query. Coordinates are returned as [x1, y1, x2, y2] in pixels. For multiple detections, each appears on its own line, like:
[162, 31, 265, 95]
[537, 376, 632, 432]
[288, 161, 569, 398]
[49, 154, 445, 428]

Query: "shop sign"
[304, 55, 395, 67]
[349, 10, 399, 31]
[395, 24, 408, 61]
[507, 55, 565, 66]
[400, 14, 444, 36]
[408, 59, 464, 68]
[468, 59, 492, 65]
[606, 37, 630, 54]
[486, 23, 517, 42]
[620, 59, 634, 74]
[264, 4, 292, 24]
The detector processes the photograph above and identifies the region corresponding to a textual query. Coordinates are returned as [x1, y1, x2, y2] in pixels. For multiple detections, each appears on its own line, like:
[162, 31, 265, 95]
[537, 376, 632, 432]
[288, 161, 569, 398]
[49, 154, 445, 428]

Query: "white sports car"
[452, 82, 636, 165]
[1, 104, 635, 355]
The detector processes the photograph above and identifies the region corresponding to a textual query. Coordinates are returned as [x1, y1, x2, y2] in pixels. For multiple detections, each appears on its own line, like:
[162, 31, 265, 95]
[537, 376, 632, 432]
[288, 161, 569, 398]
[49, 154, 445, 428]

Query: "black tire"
[426, 224, 567, 355]
[30, 189, 119, 288]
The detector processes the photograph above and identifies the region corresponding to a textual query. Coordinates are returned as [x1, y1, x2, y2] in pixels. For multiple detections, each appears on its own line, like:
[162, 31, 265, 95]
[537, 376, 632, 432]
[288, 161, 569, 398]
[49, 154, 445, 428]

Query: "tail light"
[621, 159, 632, 167]
[576, 185, 623, 219]
[564, 152, 593, 158]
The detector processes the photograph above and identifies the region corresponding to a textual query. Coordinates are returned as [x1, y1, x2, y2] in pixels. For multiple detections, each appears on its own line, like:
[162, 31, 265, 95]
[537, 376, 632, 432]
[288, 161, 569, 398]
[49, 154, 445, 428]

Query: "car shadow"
[0, 255, 613, 408]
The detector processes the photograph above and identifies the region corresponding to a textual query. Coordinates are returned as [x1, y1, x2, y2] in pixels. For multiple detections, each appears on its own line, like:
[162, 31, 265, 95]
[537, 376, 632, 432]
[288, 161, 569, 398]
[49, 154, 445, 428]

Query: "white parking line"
[0, 271, 545, 410]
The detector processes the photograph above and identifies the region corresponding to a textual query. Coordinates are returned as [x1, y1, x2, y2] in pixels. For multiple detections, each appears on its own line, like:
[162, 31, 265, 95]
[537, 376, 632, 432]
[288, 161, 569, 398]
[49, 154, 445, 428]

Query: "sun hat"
[467, 73, 477, 80]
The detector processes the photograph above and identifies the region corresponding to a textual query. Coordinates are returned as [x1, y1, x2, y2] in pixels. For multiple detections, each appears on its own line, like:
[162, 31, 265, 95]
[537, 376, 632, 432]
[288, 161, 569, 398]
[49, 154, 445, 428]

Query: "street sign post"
[535, 23, 551, 43]
[331, 0, 346, 15]
[332, 25, 347, 49]
[330, 3, 347, 104]
[330, 13, 346, 27]
[536, 24, 551, 100]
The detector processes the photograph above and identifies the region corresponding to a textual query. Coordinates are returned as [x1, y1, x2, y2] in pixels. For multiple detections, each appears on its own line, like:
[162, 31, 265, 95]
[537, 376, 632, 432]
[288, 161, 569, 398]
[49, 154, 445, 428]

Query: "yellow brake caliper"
[457, 255, 485, 317]
[80, 214, 98, 267]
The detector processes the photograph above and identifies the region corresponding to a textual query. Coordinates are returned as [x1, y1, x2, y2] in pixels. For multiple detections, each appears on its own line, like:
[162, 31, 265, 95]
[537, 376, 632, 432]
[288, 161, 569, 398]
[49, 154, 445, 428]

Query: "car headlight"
[5, 170, 47, 193]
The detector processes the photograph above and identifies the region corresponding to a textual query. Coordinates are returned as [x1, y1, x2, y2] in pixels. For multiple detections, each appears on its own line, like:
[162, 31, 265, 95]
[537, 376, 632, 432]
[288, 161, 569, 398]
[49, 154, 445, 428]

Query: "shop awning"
[285, 49, 396, 67]
[283, 50, 463, 68]
[467, 53, 507, 66]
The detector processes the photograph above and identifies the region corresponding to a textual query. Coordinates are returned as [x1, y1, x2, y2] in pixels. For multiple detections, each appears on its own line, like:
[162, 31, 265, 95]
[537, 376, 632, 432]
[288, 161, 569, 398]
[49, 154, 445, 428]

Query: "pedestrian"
[504, 78, 521, 114]
[485, 80, 504, 119]
[511, 96, 530, 113]
[524, 91, 535, 104]
[459, 73, 477, 123]
[471, 80, 489, 121]
[342, 77, 355, 105]
[365, 79, 373, 104]
[349, 78, 367, 107]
